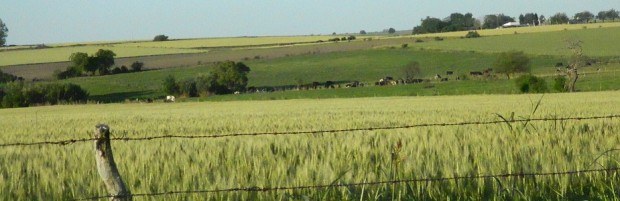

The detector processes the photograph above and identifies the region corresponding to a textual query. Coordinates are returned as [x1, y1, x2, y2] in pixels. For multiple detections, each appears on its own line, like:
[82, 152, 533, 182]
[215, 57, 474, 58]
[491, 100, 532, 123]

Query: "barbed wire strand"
[1, 114, 618, 148]
[76, 167, 620, 200]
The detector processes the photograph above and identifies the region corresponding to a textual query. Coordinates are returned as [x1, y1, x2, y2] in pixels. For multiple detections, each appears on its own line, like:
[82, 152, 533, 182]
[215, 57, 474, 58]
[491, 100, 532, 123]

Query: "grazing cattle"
[389, 80, 398, 85]
[470, 71, 483, 76]
[324, 81, 335, 88]
[597, 68, 601, 72]
[434, 74, 442, 79]
[165, 95, 176, 102]
[233, 91, 240, 95]
[446, 71, 453, 75]
[440, 78, 448, 82]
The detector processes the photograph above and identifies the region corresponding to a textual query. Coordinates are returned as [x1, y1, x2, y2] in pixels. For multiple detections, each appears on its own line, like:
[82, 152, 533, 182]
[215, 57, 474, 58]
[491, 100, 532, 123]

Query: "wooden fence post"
[94, 124, 132, 201]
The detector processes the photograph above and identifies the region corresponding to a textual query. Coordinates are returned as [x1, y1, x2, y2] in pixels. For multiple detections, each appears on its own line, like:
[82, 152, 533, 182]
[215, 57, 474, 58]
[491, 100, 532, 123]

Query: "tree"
[597, 11, 607, 22]
[69, 52, 91, 73]
[153, 34, 169, 41]
[574, 11, 594, 23]
[515, 75, 547, 93]
[549, 13, 569, 24]
[0, 18, 7, 46]
[359, 30, 367, 34]
[482, 14, 514, 29]
[402, 61, 421, 82]
[130, 61, 144, 72]
[162, 75, 180, 95]
[93, 49, 116, 75]
[207, 61, 251, 94]
[519, 14, 525, 24]
[607, 9, 620, 21]
[388, 28, 396, 34]
[522, 13, 539, 25]
[539, 15, 546, 24]
[564, 40, 586, 92]
[493, 51, 531, 79]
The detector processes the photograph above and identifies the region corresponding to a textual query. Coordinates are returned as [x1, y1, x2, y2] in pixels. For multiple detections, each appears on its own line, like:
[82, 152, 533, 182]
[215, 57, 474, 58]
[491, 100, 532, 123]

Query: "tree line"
[413, 8, 619, 34]
[162, 61, 251, 97]
[0, 81, 89, 108]
[55, 49, 144, 79]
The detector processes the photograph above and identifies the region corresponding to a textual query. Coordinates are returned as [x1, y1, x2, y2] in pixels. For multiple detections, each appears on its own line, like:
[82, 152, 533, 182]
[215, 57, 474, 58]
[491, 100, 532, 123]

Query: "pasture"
[1, 91, 620, 200]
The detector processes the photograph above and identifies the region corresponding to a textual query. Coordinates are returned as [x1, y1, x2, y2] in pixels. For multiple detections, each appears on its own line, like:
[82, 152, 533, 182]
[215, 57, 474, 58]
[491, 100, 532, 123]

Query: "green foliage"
[56, 49, 117, 79]
[0, 81, 88, 108]
[549, 13, 570, 24]
[162, 75, 180, 95]
[94, 49, 116, 75]
[153, 34, 169, 41]
[413, 13, 477, 34]
[208, 61, 251, 94]
[0, 18, 7, 46]
[482, 14, 515, 29]
[178, 78, 198, 97]
[515, 74, 548, 93]
[553, 76, 567, 92]
[0, 69, 19, 83]
[131, 61, 144, 72]
[493, 51, 531, 79]
[388, 28, 396, 34]
[465, 31, 480, 38]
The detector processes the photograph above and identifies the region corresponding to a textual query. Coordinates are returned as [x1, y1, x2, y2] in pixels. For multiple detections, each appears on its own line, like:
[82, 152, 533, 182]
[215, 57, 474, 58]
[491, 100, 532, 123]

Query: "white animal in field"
[166, 95, 175, 102]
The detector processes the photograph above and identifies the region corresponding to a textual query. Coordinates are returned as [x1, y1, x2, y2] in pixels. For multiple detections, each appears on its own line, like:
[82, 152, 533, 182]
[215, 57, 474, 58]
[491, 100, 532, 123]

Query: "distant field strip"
[412, 22, 620, 38]
[114, 36, 340, 49]
[0, 46, 205, 66]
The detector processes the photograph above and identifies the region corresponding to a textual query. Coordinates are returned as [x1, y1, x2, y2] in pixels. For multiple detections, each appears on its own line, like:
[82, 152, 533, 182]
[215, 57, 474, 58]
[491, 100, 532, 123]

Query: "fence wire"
[76, 167, 620, 200]
[1, 114, 619, 148]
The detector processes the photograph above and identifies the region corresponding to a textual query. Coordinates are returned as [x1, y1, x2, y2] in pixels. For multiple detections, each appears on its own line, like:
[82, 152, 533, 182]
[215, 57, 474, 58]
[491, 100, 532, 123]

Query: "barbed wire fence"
[1, 114, 619, 200]
[76, 167, 620, 200]
[1, 114, 618, 148]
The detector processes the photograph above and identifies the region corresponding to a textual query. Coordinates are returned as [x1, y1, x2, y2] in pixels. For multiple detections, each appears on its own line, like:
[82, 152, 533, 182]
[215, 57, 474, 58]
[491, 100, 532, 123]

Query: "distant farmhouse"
[501, 22, 521, 28]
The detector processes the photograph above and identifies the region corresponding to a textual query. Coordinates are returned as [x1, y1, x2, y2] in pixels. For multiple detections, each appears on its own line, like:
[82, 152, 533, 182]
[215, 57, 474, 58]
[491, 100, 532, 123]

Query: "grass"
[411, 22, 620, 38]
[114, 36, 345, 49]
[1, 91, 620, 200]
[411, 26, 620, 57]
[0, 46, 205, 66]
[57, 47, 620, 102]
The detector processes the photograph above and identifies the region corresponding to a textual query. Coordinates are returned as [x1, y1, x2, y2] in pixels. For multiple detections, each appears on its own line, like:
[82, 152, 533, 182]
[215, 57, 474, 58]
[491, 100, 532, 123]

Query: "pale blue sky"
[0, 0, 617, 45]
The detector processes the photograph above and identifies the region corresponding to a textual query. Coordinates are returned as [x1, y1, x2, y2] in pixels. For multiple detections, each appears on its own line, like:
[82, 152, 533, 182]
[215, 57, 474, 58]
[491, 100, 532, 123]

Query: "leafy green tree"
[493, 51, 531, 79]
[482, 14, 515, 29]
[162, 75, 180, 95]
[388, 28, 396, 34]
[131, 61, 144, 72]
[0, 18, 7, 46]
[359, 30, 367, 34]
[549, 13, 569, 24]
[574, 11, 594, 23]
[153, 34, 169, 41]
[207, 61, 251, 94]
[94, 49, 116, 75]
[597, 11, 608, 22]
[607, 9, 619, 21]
[69, 52, 91, 73]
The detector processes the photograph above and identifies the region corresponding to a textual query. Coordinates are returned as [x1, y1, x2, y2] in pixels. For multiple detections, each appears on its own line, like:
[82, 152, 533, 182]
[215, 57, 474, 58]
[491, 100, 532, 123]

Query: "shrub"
[111, 67, 122, 74]
[465, 31, 480, 38]
[401, 43, 409, 48]
[131, 61, 144, 72]
[178, 78, 198, 97]
[162, 75, 180, 95]
[54, 66, 82, 80]
[0, 82, 88, 108]
[515, 74, 548, 93]
[553, 76, 567, 92]
[153, 35, 169, 41]
[120, 65, 129, 73]
[434, 37, 444, 41]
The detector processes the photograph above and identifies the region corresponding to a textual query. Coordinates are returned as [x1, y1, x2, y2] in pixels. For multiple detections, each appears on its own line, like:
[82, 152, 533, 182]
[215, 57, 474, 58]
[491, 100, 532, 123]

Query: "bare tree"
[402, 61, 422, 81]
[565, 40, 585, 92]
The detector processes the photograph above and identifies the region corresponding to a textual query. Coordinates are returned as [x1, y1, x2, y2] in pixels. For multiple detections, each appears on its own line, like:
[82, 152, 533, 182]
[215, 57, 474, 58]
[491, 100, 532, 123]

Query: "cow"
[434, 74, 442, 79]
[440, 78, 448, 82]
[165, 95, 175, 102]
[446, 71, 453, 75]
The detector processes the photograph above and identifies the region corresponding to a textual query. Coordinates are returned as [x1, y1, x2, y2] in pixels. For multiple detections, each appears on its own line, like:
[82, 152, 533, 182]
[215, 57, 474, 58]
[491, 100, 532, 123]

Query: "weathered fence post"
[94, 124, 132, 201]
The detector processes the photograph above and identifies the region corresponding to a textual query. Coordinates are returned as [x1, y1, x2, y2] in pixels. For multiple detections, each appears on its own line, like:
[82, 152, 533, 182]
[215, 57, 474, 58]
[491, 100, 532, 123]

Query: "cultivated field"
[1, 91, 619, 200]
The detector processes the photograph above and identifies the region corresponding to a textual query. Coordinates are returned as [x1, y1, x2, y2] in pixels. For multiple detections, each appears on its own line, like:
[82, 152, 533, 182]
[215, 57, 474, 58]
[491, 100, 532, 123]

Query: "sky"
[0, 0, 617, 45]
